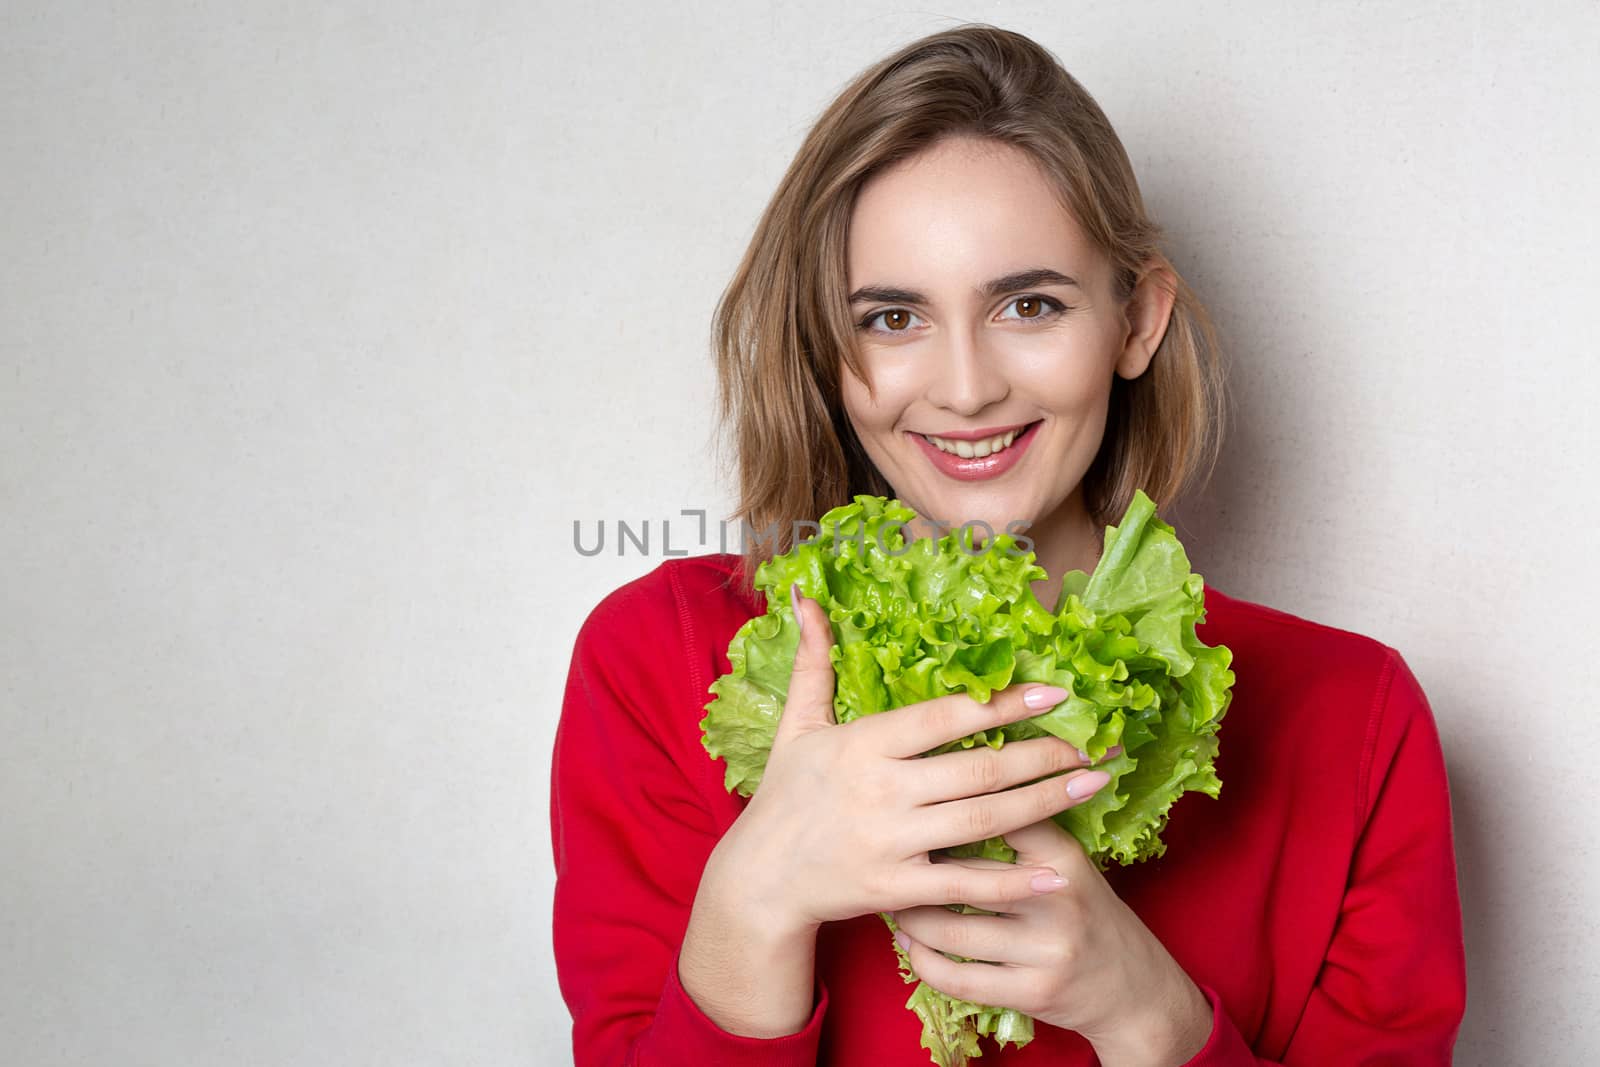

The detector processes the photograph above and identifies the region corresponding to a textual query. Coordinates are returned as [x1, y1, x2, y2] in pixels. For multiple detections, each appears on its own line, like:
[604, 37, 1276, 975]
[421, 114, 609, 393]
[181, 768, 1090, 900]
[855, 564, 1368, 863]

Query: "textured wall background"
[3, 2, 1595, 1063]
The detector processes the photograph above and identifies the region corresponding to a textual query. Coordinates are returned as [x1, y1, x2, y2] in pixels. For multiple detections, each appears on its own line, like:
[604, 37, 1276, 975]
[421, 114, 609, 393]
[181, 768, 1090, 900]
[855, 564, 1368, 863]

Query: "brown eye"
[999, 295, 1069, 323]
[857, 307, 922, 334]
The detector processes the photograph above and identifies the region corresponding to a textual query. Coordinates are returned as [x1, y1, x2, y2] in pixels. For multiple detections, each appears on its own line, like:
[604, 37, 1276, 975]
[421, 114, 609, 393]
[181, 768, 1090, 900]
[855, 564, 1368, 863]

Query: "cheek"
[1013, 349, 1113, 415]
[838, 369, 872, 432]
[1006, 327, 1114, 391]
[840, 358, 909, 433]
[1052, 375, 1112, 416]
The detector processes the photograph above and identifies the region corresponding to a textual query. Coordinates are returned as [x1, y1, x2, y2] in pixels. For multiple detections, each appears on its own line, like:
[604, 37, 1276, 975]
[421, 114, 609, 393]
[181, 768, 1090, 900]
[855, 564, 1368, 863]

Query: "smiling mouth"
[918, 420, 1042, 459]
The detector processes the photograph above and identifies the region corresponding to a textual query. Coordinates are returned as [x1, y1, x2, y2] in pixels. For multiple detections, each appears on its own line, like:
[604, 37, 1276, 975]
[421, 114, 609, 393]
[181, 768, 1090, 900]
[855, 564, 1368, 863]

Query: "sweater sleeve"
[1178, 647, 1468, 1066]
[550, 574, 829, 1066]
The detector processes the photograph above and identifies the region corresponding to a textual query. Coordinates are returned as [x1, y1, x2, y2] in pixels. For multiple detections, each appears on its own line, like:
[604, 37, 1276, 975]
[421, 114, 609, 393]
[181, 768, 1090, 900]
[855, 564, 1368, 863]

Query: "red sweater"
[550, 553, 1467, 1066]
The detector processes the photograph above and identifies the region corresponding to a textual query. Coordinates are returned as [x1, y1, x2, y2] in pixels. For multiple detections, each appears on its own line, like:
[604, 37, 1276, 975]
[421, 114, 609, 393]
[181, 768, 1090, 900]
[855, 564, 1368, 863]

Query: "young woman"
[551, 24, 1466, 1066]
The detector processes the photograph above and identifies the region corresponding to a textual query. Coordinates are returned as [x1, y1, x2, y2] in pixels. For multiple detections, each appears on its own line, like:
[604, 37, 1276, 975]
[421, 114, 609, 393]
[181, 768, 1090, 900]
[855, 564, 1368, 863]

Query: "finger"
[891, 906, 1029, 966]
[919, 856, 1061, 914]
[894, 928, 1036, 1013]
[859, 682, 1073, 760]
[916, 768, 1111, 853]
[910, 735, 1089, 804]
[890, 857, 1066, 912]
[775, 584, 837, 741]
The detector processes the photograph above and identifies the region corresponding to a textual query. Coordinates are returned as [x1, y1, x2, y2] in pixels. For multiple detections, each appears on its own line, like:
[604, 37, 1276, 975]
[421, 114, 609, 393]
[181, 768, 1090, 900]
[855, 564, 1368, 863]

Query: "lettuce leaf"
[699, 490, 1235, 1065]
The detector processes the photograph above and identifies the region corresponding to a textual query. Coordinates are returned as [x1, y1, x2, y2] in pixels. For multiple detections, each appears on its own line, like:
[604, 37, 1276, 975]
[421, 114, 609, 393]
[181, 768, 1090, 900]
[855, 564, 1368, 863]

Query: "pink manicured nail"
[894, 929, 912, 951]
[1102, 745, 1124, 760]
[1023, 685, 1070, 710]
[1067, 770, 1111, 800]
[1030, 870, 1067, 892]
[791, 584, 804, 636]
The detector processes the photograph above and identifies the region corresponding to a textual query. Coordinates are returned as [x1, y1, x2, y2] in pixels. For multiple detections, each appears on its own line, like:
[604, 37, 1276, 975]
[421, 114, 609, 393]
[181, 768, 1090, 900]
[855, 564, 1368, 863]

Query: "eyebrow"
[847, 267, 1082, 305]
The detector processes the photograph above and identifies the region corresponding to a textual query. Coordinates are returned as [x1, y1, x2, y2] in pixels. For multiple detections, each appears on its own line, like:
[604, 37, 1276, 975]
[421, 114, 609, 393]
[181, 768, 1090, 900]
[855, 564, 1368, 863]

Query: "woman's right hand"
[706, 585, 1112, 939]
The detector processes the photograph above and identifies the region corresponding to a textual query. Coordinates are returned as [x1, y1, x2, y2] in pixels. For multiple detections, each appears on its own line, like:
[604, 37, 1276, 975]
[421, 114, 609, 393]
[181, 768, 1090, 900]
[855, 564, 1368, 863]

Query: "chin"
[903, 486, 1041, 544]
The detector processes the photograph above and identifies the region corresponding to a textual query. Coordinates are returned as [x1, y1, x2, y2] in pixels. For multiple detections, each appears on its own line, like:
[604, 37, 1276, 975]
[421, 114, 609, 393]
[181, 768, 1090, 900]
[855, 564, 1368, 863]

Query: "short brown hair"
[711, 23, 1227, 594]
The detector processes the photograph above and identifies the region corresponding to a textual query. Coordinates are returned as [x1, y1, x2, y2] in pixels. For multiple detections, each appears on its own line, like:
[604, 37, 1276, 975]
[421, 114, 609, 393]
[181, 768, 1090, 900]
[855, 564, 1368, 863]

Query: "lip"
[910, 420, 1041, 482]
[916, 421, 1035, 442]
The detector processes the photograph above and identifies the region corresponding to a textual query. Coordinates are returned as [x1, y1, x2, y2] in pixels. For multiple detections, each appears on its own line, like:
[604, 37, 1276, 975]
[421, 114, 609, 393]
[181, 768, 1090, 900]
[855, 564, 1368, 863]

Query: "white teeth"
[925, 427, 1023, 458]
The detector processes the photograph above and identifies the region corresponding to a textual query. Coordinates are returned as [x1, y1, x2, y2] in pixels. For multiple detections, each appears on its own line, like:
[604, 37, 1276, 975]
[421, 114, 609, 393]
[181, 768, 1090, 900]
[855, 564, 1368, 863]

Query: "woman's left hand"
[889, 817, 1215, 1066]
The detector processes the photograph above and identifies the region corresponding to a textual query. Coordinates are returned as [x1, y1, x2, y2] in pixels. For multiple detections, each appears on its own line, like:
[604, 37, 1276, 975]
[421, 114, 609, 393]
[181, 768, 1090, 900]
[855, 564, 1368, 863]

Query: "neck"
[1023, 492, 1105, 613]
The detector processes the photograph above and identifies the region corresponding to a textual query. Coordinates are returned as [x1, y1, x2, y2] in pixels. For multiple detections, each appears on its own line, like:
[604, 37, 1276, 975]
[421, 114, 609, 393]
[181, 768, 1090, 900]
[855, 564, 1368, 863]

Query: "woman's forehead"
[847, 138, 1099, 291]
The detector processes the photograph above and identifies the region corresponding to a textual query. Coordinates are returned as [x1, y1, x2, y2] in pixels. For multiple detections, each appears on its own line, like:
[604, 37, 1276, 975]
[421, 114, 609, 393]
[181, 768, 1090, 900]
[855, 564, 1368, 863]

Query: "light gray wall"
[3, 2, 1595, 1064]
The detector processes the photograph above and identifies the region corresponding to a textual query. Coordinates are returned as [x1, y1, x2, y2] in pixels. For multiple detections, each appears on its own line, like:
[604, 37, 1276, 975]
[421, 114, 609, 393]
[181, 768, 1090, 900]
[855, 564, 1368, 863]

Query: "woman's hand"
[888, 818, 1215, 1066]
[705, 585, 1112, 941]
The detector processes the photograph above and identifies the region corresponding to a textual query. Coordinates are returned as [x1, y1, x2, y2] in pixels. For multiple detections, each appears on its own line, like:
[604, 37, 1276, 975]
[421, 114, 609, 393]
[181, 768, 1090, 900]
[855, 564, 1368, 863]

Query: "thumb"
[776, 583, 838, 741]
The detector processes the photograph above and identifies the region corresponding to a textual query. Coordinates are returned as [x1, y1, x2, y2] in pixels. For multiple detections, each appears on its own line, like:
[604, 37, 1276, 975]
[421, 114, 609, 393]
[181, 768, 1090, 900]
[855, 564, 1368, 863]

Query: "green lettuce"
[699, 490, 1235, 1065]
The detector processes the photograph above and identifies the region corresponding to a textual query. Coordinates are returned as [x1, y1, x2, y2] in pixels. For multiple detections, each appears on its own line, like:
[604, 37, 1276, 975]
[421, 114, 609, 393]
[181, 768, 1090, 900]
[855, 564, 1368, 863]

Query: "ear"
[1114, 258, 1178, 381]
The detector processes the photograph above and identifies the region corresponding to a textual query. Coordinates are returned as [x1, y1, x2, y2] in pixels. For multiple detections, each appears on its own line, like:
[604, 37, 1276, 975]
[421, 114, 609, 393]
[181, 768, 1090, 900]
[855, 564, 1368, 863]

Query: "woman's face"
[841, 135, 1171, 557]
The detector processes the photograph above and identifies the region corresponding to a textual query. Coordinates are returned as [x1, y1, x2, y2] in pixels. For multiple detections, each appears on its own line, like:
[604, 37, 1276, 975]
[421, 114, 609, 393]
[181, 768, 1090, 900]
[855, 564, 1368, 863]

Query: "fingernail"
[791, 584, 804, 636]
[1075, 748, 1091, 762]
[1102, 745, 1124, 760]
[1023, 685, 1070, 710]
[894, 929, 911, 951]
[1067, 769, 1111, 800]
[1030, 870, 1067, 892]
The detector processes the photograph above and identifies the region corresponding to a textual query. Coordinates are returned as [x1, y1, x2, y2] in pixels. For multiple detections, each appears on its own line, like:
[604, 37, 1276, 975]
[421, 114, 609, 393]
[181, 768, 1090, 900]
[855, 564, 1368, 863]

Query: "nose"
[925, 325, 1010, 416]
